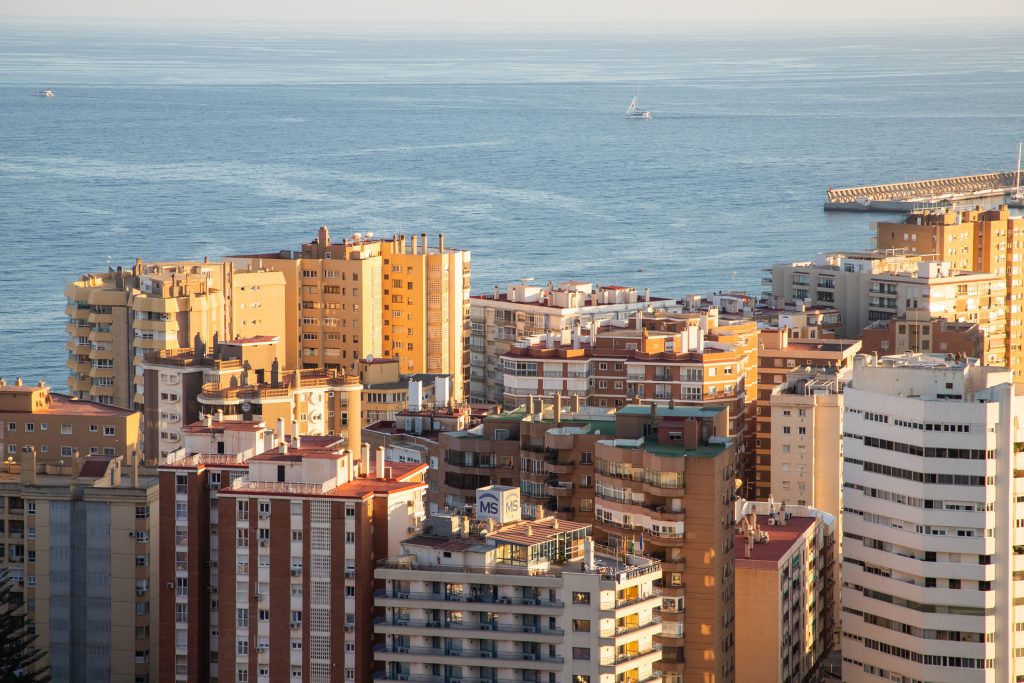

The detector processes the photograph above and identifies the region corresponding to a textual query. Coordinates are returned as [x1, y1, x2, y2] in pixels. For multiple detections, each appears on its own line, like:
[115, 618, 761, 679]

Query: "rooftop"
[617, 404, 724, 419]
[735, 514, 816, 567]
[487, 516, 590, 546]
[39, 393, 136, 417]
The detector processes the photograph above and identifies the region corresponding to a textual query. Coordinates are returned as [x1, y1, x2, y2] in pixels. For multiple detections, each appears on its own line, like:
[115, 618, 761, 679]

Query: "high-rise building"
[230, 227, 470, 400]
[734, 500, 838, 683]
[373, 496, 664, 683]
[766, 252, 1007, 368]
[0, 383, 157, 682]
[470, 280, 682, 404]
[842, 353, 1023, 682]
[754, 327, 859, 500]
[593, 405, 737, 683]
[65, 260, 287, 410]
[768, 366, 849, 519]
[876, 205, 1024, 378]
[157, 370, 429, 683]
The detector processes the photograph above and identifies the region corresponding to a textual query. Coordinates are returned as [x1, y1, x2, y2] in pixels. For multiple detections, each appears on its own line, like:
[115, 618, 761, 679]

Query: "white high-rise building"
[841, 353, 1024, 683]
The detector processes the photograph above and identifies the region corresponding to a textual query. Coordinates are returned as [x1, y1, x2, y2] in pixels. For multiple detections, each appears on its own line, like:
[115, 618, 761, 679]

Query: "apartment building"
[230, 226, 470, 399]
[842, 353, 1023, 682]
[734, 500, 838, 683]
[142, 336, 335, 462]
[860, 309, 985, 361]
[769, 367, 849, 519]
[158, 387, 429, 683]
[0, 379, 140, 465]
[470, 280, 681, 404]
[324, 356, 452, 433]
[0, 445, 158, 682]
[374, 494, 663, 683]
[876, 205, 1024, 378]
[766, 253, 1007, 368]
[754, 328, 859, 501]
[593, 404, 737, 683]
[65, 260, 286, 409]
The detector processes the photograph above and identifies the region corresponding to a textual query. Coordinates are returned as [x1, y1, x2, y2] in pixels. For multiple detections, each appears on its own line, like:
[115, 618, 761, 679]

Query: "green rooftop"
[617, 404, 725, 418]
[642, 436, 728, 458]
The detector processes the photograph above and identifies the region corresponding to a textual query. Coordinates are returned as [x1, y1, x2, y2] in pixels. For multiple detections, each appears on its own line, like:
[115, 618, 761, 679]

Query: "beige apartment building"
[860, 310, 985, 360]
[230, 226, 470, 400]
[0, 379, 140, 464]
[768, 367, 848, 519]
[65, 260, 287, 410]
[734, 500, 838, 683]
[374, 498, 663, 683]
[766, 252, 1007, 368]
[0, 382, 158, 682]
[876, 205, 1024, 378]
[470, 280, 681, 403]
[754, 328, 859, 501]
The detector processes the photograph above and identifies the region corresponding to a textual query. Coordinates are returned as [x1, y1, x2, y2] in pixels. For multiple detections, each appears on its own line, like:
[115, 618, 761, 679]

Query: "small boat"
[625, 88, 651, 119]
[36, 89, 54, 97]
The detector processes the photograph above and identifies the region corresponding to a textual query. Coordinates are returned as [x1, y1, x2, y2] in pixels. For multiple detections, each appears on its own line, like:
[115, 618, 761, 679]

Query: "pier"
[824, 170, 1020, 212]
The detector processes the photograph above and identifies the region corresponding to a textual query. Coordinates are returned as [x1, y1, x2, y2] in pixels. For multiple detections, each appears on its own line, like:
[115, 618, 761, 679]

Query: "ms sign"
[475, 485, 521, 524]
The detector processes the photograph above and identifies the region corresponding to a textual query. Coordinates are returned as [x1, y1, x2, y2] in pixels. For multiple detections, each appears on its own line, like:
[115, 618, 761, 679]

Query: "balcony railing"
[602, 644, 662, 666]
[373, 589, 563, 608]
[374, 645, 563, 663]
[375, 616, 564, 636]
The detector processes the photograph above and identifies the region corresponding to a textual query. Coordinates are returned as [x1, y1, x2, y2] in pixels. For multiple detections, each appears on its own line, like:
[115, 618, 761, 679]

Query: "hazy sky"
[2, 0, 1021, 24]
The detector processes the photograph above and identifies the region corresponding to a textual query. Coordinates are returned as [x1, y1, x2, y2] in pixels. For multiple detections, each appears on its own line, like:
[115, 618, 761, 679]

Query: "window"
[572, 647, 591, 660]
[237, 640, 249, 656]
[572, 619, 591, 632]
[136, 505, 149, 519]
[24, 424, 33, 433]
[103, 426, 115, 436]
[27, 503, 36, 515]
[5, 423, 14, 432]
[572, 592, 590, 604]
[89, 424, 98, 432]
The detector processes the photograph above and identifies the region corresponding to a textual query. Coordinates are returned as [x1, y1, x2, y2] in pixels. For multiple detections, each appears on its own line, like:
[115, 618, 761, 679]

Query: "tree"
[0, 570, 50, 683]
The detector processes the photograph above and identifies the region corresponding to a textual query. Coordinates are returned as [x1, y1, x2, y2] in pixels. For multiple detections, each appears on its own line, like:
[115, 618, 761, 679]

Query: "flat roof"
[223, 335, 279, 345]
[735, 515, 816, 567]
[617, 404, 724, 418]
[37, 393, 137, 418]
[184, 420, 266, 434]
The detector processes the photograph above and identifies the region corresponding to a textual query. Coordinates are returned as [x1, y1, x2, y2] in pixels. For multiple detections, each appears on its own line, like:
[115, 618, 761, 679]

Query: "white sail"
[627, 92, 639, 115]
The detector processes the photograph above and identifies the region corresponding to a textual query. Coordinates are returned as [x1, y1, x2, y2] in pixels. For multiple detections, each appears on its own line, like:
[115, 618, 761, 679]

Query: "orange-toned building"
[230, 227, 470, 400]
[876, 205, 1024, 378]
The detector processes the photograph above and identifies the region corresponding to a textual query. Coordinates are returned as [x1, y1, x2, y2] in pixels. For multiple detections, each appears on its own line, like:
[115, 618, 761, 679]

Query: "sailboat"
[625, 88, 651, 119]
[1011, 142, 1024, 206]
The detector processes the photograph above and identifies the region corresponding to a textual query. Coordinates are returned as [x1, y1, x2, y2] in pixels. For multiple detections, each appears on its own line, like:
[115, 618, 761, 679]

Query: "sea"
[2, 20, 1024, 391]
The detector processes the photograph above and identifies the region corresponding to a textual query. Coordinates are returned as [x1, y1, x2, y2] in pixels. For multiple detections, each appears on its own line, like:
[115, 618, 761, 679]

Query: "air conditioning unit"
[259, 512, 270, 520]
[290, 568, 302, 576]
[208, 586, 218, 593]
[253, 593, 262, 601]
[480, 651, 493, 659]
[289, 622, 300, 630]
[135, 589, 146, 597]
[522, 653, 536, 661]
[259, 540, 268, 547]
[128, 531, 136, 538]
[256, 645, 267, 653]
[396, 646, 409, 654]
[166, 582, 175, 589]
[343, 625, 353, 633]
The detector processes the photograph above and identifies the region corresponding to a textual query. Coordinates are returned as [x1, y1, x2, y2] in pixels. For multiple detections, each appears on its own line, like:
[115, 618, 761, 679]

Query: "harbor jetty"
[824, 171, 1019, 212]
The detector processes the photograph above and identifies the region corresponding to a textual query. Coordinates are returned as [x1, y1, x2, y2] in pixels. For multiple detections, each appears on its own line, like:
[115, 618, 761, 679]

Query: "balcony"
[374, 616, 564, 637]
[602, 644, 662, 667]
[373, 589, 563, 608]
[601, 616, 663, 638]
[545, 482, 574, 497]
[374, 644, 564, 665]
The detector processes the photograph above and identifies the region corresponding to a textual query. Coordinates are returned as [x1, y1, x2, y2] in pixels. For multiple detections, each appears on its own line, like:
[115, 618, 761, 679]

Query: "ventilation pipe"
[376, 446, 386, 479]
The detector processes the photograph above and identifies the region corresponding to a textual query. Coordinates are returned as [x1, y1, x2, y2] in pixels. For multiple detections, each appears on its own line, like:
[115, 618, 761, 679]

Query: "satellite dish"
[366, 354, 375, 363]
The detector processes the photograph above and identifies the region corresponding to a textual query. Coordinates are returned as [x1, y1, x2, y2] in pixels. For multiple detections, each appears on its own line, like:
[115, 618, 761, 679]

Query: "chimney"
[279, 442, 288, 455]
[635, 312, 642, 332]
[291, 420, 299, 441]
[20, 447, 37, 484]
[643, 287, 650, 302]
[130, 450, 139, 489]
[571, 394, 580, 414]
[361, 442, 371, 477]
[15, 377, 23, 387]
[527, 395, 536, 415]
[277, 418, 285, 443]
[344, 449, 353, 482]
[383, 466, 393, 479]
[215, 409, 224, 423]
[376, 446, 385, 479]
[294, 433, 302, 449]
[438, 233, 445, 253]
[318, 225, 331, 247]
[555, 393, 562, 426]
[411, 235, 418, 254]
[421, 232, 428, 253]
[584, 536, 595, 569]
[204, 413, 213, 428]
[71, 448, 81, 478]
